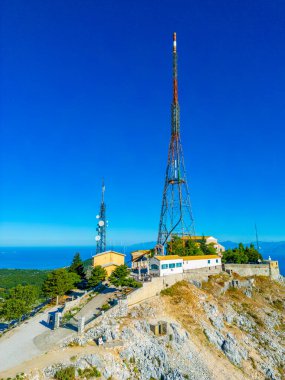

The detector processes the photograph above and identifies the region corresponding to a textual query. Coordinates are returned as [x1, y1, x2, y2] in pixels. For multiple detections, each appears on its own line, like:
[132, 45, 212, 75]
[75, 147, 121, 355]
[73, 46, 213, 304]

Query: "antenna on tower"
[95, 179, 107, 254]
[157, 33, 195, 253]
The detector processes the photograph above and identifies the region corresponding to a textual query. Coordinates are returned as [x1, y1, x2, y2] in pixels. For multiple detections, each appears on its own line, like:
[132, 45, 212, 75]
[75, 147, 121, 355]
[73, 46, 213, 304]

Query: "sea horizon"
[0, 245, 284, 276]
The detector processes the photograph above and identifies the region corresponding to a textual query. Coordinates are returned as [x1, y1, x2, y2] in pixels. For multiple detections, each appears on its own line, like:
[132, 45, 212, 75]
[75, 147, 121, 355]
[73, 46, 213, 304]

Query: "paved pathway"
[0, 287, 117, 374]
[0, 305, 59, 373]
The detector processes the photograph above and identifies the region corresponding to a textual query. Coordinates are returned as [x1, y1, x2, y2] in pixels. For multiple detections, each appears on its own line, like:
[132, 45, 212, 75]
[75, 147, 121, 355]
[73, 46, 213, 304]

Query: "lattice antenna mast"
[157, 33, 195, 249]
[95, 179, 107, 254]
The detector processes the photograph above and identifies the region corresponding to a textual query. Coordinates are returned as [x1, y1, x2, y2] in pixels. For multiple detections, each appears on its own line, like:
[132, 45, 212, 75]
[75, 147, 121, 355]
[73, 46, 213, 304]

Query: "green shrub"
[161, 287, 175, 296]
[101, 303, 111, 311]
[78, 366, 101, 378]
[0, 373, 26, 380]
[129, 356, 135, 364]
[54, 366, 75, 380]
[124, 278, 142, 288]
[61, 311, 73, 324]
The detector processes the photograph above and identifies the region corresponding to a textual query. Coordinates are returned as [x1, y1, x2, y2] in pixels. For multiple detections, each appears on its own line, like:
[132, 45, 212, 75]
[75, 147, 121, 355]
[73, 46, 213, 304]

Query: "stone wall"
[126, 268, 221, 307]
[223, 263, 270, 278]
[223, 263, 281, 280]
[268, 262, 281, 280]
[62, 291, 92, 315]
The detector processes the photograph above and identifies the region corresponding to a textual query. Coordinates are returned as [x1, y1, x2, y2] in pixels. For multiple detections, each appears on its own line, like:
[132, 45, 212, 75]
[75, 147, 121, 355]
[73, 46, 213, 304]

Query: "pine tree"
[69, 252, 85, 279]
[42, 268, 80, 299]
[88, 266, 107, 288]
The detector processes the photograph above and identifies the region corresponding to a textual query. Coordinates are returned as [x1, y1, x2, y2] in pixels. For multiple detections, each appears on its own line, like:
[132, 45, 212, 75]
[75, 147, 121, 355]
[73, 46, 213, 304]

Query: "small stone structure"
[150, 321, 168, 336]
[78, 317, 85, 335]
[230, 278, 254, 289]
[54, 312, 61, 330]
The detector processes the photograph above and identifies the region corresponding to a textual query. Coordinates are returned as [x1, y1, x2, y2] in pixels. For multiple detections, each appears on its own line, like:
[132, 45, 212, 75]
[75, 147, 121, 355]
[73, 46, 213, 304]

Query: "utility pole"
[157, 33, 195, 251]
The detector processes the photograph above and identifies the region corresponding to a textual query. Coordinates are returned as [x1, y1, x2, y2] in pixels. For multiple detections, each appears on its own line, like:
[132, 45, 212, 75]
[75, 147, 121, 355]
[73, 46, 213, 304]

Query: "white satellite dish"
[98, 220, 104, 227]
[95, 235, 101, 241]
[96, 215, 100, 219]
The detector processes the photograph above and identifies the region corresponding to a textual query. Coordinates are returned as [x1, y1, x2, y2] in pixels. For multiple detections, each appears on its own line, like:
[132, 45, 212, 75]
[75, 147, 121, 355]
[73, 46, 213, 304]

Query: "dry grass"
[161, 281, 207, 333]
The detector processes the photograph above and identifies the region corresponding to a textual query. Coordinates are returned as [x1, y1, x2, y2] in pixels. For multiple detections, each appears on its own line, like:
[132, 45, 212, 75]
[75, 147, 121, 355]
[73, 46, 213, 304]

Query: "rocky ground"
[1, 274, 285, 380]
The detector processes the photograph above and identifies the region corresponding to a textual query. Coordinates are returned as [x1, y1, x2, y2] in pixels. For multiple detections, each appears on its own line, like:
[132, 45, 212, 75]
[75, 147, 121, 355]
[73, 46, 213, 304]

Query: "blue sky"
[1, 0, 285, 246]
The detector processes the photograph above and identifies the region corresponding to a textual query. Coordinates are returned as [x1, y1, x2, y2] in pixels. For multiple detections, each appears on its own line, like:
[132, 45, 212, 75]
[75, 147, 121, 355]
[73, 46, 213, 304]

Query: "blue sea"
[0, 246, 132, 270]
[0, 246, 284, 275]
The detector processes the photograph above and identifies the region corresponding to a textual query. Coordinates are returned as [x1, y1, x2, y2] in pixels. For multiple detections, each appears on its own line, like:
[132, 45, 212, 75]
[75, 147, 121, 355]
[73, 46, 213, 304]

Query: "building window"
[176, 263, 182, 267]
[161, 264, 168, 269]
[151, 264, 159, 270]
[216, 259, 219, 263]
[169, 263, 175, 269]
[208, 260, 211, 264]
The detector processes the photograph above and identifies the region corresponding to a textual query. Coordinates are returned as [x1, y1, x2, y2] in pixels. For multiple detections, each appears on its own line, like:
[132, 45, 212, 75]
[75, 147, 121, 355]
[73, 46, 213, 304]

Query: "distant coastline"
[0, 244, 284, 275]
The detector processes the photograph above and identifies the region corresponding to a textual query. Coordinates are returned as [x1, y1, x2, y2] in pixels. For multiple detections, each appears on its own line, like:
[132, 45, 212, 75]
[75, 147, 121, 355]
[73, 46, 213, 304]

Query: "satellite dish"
[96, 215, 100, 219]
[95, 235, 101, 241]
[98, 220, 104, 227]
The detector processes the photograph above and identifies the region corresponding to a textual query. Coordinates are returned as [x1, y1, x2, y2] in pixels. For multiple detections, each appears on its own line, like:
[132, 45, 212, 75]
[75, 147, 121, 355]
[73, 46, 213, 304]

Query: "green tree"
[222, 243, 262, 264]
[109, 265, 129, 287]
[42, 268, 80, 299]
[88, 266, 107, 288]
[199, 236, 217, 255]
[167, 235, 204, 256]
[199, 236, 208, 254]
[0, 285, 40, 323]
[185, 239, 204, 255]
[245, 244, 263, 263]
[69, 252, 85, 279]
[8, 285, 39, 306]
[0, 298, 30, 322]
[238, 243, 245, 252]
[167, 235, 186, 255]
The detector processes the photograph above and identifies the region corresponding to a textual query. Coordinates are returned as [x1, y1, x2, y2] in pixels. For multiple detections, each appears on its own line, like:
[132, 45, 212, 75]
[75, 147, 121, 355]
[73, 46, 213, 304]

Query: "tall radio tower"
[157, 33, 195, 249]
[95, 180, 107, 254]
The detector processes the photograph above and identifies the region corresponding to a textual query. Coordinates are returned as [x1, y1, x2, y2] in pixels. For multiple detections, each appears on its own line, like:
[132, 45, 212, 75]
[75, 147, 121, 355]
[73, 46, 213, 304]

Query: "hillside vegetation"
[0, 269, 50, 296]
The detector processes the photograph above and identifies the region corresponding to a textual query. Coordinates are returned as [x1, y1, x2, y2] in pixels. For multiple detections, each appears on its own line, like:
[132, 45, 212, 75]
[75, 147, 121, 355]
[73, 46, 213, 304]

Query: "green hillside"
[0, 269, 51, 297]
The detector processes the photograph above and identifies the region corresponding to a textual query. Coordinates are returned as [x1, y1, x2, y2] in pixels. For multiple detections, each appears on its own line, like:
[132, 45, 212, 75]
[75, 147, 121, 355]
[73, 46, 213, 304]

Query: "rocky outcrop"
[15, 276, 285, 380]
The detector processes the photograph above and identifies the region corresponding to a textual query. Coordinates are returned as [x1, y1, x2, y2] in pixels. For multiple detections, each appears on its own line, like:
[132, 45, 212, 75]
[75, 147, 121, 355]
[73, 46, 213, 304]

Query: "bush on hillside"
[54, 366, 76, 380]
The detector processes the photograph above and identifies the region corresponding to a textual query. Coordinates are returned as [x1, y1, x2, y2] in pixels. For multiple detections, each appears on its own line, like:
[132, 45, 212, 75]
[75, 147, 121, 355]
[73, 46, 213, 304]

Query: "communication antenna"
[95, 179, 107, 254]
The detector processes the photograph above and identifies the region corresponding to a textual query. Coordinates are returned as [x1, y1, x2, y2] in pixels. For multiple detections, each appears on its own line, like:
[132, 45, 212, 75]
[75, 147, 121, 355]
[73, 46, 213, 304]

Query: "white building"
[150, 254, 222, 277]
[182, 255, 221, 270]
[150, 255, 183, 276]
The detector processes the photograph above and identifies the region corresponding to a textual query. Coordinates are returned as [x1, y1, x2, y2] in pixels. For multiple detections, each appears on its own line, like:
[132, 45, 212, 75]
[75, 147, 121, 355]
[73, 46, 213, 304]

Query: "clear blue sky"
[1, 0, 284, 246]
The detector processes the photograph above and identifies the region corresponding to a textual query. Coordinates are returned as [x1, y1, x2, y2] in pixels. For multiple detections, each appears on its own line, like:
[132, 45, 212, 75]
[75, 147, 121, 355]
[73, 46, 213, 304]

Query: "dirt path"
[0, 288, 118, 374]
[0, 344, 105, 378]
